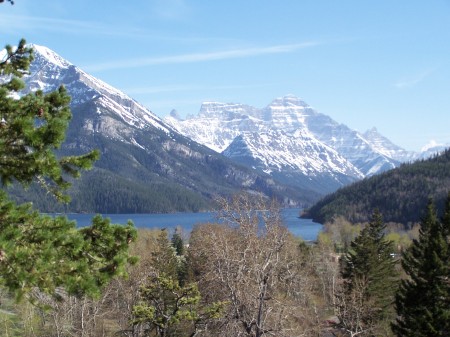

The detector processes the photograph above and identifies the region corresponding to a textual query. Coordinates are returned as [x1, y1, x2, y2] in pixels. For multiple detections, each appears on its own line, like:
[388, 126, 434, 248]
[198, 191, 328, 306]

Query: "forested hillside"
[303, 149, 450, 225]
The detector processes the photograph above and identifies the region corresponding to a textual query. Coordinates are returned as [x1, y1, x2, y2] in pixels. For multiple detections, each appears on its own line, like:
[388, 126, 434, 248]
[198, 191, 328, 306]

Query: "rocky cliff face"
[165, 94, 419, 194]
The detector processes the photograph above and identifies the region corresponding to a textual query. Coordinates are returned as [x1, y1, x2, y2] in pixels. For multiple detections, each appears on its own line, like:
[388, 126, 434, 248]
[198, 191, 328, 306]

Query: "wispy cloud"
[0, 14, 94, 31]
[0, 13, 144, 38]
[125, 84, 202, 95]
[0, 13, 251, 45]
[84, 42, 320, 72]
[124, 83, 275, 95]
[394, 68, 437, 89]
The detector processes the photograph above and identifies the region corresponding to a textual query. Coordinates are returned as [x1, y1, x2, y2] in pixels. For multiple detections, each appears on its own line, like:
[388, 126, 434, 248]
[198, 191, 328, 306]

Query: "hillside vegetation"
[7, 116, 312, 213]
[303, 149, 450, 225]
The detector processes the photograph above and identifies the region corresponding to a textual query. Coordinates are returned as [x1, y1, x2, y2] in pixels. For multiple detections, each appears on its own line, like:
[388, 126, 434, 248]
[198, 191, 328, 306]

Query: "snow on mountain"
[362, 127, 416, 163]
[166, 102, 263, 153]
[166, 96, 370, 194]
[165, 95, 418, 192]
[4, 44, 317, 209]
[24, 44, 170, 138]
[223, 128, 361, 178]
[418, 141, 450, 160]
[15, 44, 437, 199]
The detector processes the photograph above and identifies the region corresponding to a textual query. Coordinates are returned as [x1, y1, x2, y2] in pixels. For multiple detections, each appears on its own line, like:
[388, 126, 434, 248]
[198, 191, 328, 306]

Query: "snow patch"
[131, 137, 146, 150]
[421, 139, 443, 152]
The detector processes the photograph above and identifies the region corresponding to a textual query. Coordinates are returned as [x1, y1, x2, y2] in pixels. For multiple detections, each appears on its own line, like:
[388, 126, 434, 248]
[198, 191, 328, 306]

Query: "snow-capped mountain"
[26, 44, 170, 138]
[12, 44, 445, 209]
[7, 45, 314, 211]
[165, 95, 419, 193]
[222, 128, 362, 194]
[362, 127, 416, 162]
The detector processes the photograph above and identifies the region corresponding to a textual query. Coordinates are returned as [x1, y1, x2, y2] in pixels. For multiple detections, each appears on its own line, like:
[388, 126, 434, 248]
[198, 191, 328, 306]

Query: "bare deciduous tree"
[188, 193, 320, 336]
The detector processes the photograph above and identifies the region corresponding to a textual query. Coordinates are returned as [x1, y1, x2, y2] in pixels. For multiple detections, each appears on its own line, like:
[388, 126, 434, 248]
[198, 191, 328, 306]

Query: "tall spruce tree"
[336, 209, 398, 336]
[0, 40, 137, 300]
[392, 196, 450, 337]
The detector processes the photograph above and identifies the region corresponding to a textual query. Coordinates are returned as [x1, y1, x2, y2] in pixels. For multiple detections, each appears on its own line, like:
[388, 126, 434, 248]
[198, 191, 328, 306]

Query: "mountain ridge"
[165, 94, 424, 195]
[6, 44, 447, 212]
[5, 44, 314, 212]
[302, 148, 450, 225]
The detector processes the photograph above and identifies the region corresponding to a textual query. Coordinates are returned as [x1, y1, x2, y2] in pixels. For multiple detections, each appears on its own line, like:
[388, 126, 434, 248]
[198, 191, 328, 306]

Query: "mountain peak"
[198, 101, 258, 119]
[164, 94, 419, 183]
[169, 109, 182, 120]
[23, 44, 170, 134]
[268, 95, 309, 108]
[30, 44, 73, 69]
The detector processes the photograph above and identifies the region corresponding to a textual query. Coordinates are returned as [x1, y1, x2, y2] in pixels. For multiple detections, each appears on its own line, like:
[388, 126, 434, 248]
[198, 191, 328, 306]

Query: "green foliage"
[132, 230, 225, 336]
[0, 39, 99, 202]
[321, 216, 362, 253]
[133, 272, 226, 337]
[171, 227, 184, 256]
[0, 39, 137, 301]
[305, 149, 450, 225]
[0, 190, 137, 300]
[392, 196, 450, 336]
[337, 210, 399, 336]
[132, 273, 201, 336]
[7, 163, 212, 214]
[151, 230, 180, 280]
[69, 169, 210, 213]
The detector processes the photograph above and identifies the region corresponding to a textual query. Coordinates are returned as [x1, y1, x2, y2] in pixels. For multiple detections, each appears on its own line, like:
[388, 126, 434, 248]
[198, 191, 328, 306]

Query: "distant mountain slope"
[165, 95, 417, 196]
[5, 45, 312, 212]
[222, 129, 359, 195]
[302, 149, 450, 225]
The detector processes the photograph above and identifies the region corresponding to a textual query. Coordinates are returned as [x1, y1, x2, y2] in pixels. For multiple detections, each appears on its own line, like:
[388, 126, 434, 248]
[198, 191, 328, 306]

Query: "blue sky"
[1, 0, 450, 151]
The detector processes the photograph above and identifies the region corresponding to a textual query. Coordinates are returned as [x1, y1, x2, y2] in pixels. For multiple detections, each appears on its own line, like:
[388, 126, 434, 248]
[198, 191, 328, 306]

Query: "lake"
[65, 208, 322, 241]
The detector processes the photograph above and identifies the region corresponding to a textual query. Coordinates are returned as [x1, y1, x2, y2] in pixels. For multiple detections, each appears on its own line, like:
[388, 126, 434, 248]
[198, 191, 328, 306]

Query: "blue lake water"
[65, 208, 322, 241]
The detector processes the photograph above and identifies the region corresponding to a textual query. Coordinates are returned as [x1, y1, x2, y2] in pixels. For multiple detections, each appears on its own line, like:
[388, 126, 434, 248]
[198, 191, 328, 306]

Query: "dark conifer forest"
[304, 149, 450, 225]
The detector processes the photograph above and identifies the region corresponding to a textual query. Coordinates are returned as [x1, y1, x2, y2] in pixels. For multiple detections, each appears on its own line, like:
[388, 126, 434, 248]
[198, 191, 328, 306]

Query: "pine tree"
[171, 227, 184, 256]
[392, 196, 450, 337]
[0, 40, 99, 202]
[151, 229, 179, 279]
[132, 229, 224, 336]
[336, 209, 398, 336]
[0, 40, 137, 300]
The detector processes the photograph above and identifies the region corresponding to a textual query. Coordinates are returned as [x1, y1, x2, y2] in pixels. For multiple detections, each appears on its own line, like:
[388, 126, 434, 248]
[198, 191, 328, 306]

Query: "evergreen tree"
[0, 40, 99, 201]
[132, 273, 225, 337]
[336, 210, 398, 336]
[151, 229, 179, 279]
[132, 229, 224, 336]
[171, 227, 184, 256]
[392, 196, 450, 337]
[0, 40, 137, 300]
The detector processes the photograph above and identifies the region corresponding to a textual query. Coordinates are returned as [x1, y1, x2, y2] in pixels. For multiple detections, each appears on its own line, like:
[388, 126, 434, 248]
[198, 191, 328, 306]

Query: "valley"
[8, 45, 447, 214]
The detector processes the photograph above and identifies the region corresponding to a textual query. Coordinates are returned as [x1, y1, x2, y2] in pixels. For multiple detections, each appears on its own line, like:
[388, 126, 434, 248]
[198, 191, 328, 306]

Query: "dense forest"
[303, 149, 450, 225]
[2, 193, 449, 337]
[7, 168, 211, 213]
